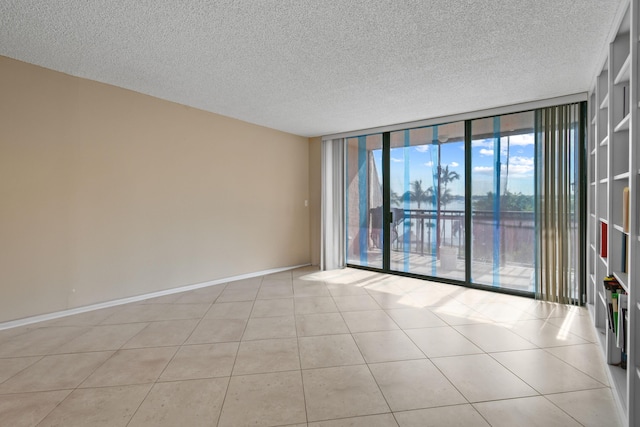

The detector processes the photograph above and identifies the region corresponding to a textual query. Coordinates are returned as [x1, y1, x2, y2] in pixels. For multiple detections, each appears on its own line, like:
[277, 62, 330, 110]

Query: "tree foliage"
[473, 191, 534, 212]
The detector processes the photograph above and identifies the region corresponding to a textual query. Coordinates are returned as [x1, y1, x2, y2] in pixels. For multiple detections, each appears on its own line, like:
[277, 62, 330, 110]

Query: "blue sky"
[373, 132, 535, 203]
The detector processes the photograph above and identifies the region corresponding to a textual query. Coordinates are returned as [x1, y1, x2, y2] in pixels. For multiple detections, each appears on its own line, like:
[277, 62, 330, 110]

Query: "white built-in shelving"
[587, 2, 639, 425]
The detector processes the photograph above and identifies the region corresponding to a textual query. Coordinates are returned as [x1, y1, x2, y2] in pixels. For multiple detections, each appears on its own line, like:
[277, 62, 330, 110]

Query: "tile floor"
[0, 267, 623, 426]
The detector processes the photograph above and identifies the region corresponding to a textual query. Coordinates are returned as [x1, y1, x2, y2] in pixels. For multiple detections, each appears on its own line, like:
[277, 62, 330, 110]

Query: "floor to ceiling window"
[346, 134, 383, 269]
[343, 103, 584, 298]
[470, 111, 536, 292]
[388, 122, 466, 280]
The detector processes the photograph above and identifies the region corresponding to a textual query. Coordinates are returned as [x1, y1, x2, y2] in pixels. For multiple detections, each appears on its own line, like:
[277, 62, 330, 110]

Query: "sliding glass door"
[470, 112, 536, 292]
[343, 104, 583, 299]
[388, 122, 465, 280]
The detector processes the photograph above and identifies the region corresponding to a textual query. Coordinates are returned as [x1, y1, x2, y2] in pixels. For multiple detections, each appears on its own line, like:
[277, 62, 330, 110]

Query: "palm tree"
[439, 165, 460, 210]
[404, 179, 433, 209]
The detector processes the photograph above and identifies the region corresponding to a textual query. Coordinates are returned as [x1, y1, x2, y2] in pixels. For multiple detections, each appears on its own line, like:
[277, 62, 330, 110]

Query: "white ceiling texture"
[0, 1, 626, 137]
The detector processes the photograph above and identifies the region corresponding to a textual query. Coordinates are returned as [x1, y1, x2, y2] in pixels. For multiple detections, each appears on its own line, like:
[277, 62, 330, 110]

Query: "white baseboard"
[0, 263, 311, 331]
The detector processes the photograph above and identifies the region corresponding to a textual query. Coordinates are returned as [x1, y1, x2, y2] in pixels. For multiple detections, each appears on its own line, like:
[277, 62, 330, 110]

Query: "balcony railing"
[388, 208, 535, 267]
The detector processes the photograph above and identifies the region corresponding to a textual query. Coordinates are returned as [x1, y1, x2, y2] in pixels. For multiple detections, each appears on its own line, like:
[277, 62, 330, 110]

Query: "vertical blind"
[535, 104, 583, 304]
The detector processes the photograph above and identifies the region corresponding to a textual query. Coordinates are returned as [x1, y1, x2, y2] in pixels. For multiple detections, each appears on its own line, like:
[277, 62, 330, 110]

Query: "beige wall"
[0, 56, 310, 323]
[308, 137, 321, 266]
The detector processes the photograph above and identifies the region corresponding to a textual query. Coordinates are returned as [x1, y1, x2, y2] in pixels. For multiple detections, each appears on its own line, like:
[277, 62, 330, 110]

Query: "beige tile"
[453, 323, 537, 353]
[405, 287, 460, 308]
[159, 342, 238, 381]
[546, 313, 598, 342]
[0, 390, 71, 427]
[0, 356, 41, 383]
[299, 335, 365, 369]
[128, 378, 228, 427]
[48, 307, 123, 326]
[394, 404, 490, 427]
[491, 349, 606, 394]
[473, 395, 582, 427]
[404, 327, 483, 358]
[251, 298, 294, 317]
[309, 413, 398, 426]
[432, 354, 537, 402]
[226, 278, 261, 291]
[342, 310, 399, 333]
[38, 384, 152, 427]
[526, 301, 588, 319]
[80, 347, 176, 388]
[217, 288, 258, 302]
[334, 295, 380, 312]
[327, 283, 369, 296]
[293, 282, 331, 297]
[302, 365, 389, 422]
[204, 301, 253, 319]
[257, 284, 294, 299]
[544, 343, 609, 385]
[353, 330, 424, 363]
[505, 318, 588, 348]
[218, 371, 306, 427]
[0, 326, 88, 357]
[367, 291, 410, 310]
[473, 302, 540, 323]
[242, 316, 296, 340]
[545, 388, 624, 427]
[429, 301, 491, 325]
[101, 303, 209, 323]
[295, 296, 339, 314]
[385, 308, 447, 329]
[296, 312, 350, 337]
[0, 352, 112, 394]
[173, 286, 224, 304]
[121, 319, 198, 349]
[233, 338, 300, 375]
[55, 323, 149, 353]
[369, 359, 465, 411]
[186, 318, 246, 344]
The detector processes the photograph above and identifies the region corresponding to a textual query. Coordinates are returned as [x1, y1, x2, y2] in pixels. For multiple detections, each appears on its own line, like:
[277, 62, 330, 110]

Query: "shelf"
[600, 93, 609, 109]
[613, 224, 625, 233]
[613, 172, 630, 181]
[590, 243, 597, 252]
[637, 366, 640, 382]
[590, 213, 596, 219]
[600, 256, 608, 266]
[612, 271, 629, 292]
[600, 136, 609, 146]
[590, 273, 596, 286]
[614, 54, 631, 84]
[600, 178, 609, 184]
[591, 147, 597, 155]
[592, 115, 597, 125]
[599, 290, 607, 306]
[614, 114, 630, 132]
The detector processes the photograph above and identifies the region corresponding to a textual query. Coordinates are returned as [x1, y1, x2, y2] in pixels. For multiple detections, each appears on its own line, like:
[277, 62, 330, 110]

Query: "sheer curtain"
[535, 103, 584, 303]
[321, 138, 345, 270]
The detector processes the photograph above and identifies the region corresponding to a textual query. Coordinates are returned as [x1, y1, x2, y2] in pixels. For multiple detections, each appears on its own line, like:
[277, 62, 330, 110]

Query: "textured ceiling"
[0, 1, 625, 137]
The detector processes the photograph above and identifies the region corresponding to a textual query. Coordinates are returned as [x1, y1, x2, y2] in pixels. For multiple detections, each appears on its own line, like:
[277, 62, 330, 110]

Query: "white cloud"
[424, 161, 434, 167]
[448, 161, 459, 167]
[505, 156, 534, 176]
[415, 145, 430, 152]
[472, 138, 494, 148]
[479, 148, 494, 156]
[391, 157, 403, 163]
